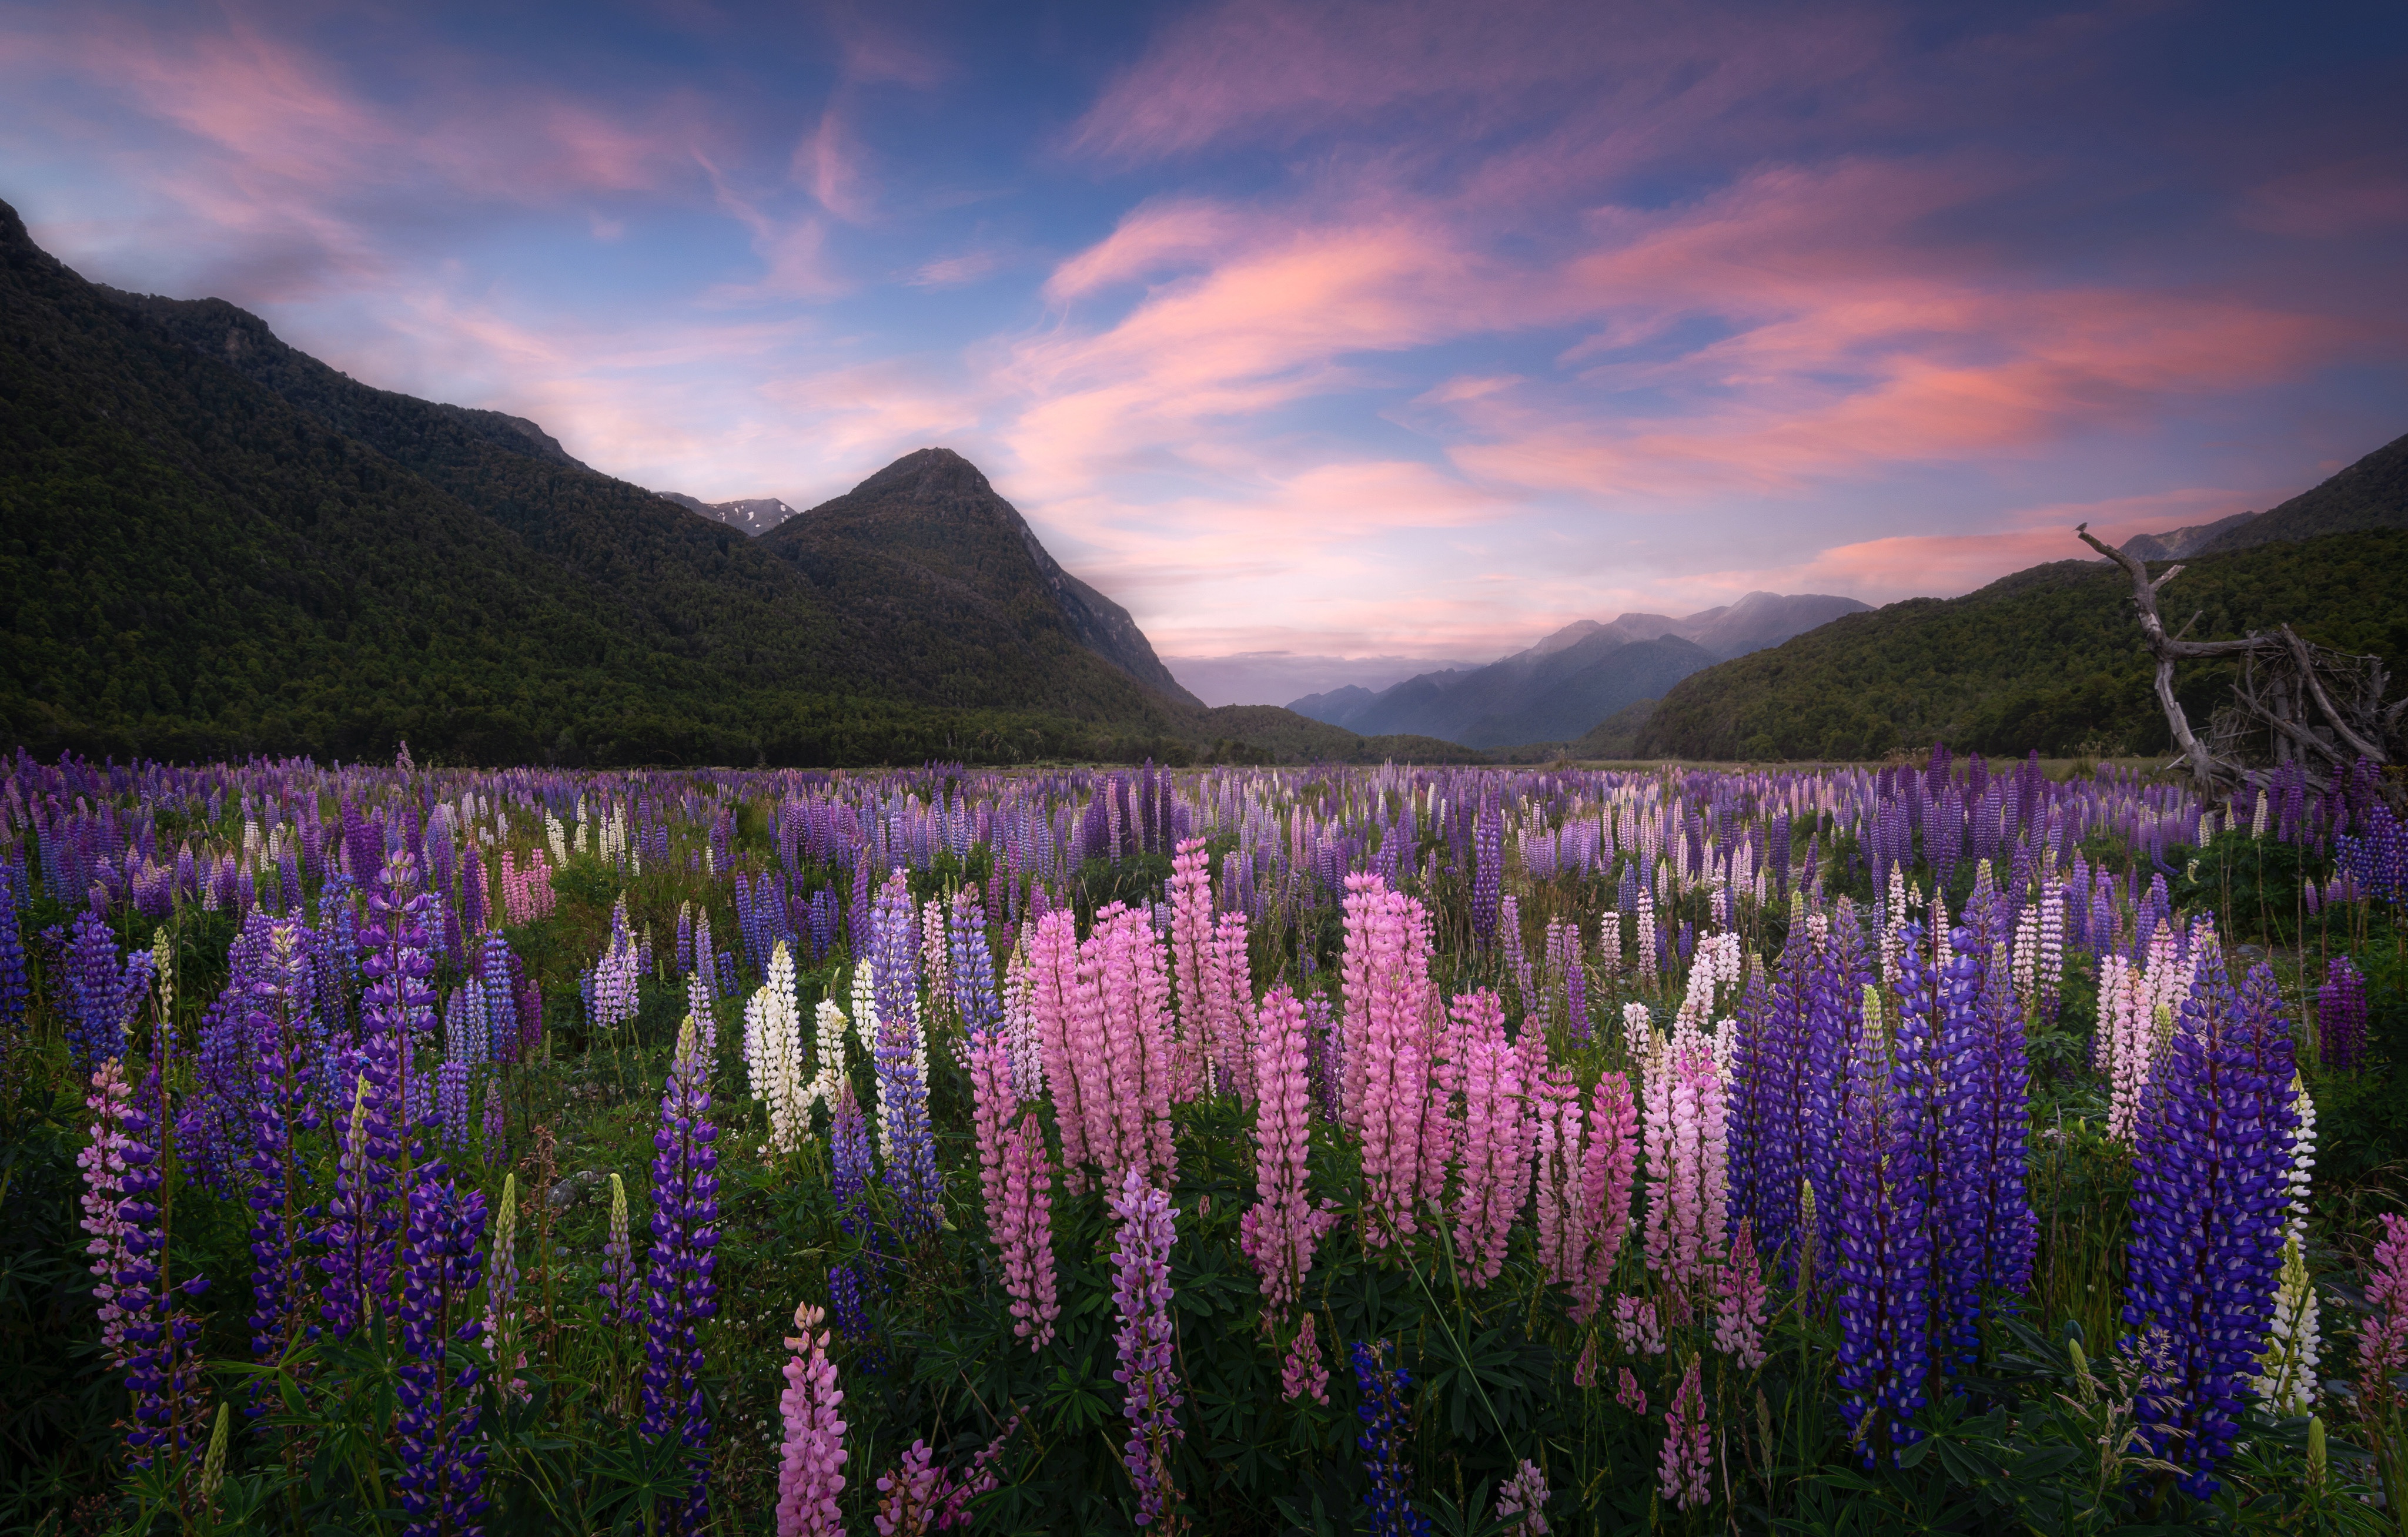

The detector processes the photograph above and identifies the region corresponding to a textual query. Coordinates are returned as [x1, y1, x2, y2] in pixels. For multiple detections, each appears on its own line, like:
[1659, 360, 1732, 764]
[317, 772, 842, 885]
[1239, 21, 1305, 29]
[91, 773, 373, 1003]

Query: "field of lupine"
[4, 748, 2408, 1535]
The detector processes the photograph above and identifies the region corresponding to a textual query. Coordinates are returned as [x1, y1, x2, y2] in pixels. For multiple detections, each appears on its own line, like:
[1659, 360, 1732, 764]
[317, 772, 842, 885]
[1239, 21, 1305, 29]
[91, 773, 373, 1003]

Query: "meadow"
[3, 748, 2405, 1536]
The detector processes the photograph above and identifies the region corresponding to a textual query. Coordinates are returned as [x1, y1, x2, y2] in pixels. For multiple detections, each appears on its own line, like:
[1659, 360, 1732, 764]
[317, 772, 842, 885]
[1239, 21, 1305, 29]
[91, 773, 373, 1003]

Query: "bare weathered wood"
[2075, 523, 2396, 791]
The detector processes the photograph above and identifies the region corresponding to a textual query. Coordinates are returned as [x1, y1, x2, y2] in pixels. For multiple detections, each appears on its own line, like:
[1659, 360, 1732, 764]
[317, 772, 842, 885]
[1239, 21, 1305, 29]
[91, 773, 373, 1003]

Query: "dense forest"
[1637, 529, 2408, 761]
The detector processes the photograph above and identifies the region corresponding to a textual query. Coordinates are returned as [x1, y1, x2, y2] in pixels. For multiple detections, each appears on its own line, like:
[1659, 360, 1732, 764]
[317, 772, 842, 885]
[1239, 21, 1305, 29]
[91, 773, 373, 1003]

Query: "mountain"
[0, 196, 1219, 765]
[2119, 511, 2260, 561]
[1634, 530, 2408, 761]
[761, 449, 1204, 709]
[1289, 591, 1868, 748]
[2198, 430, 2408, 552]
[661, 492, 798, 536]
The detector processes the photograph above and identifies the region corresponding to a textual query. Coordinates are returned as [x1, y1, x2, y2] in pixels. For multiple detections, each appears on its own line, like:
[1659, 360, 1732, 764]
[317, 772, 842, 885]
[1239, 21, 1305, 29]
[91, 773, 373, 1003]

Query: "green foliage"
[1638, 533, 2408, 761]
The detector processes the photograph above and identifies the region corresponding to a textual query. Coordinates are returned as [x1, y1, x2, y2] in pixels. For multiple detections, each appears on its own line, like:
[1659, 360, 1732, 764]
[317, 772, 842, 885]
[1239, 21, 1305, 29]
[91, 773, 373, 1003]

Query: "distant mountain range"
[1288, 592, 1870, 748]
[660, 493, 798, 536]
[1639, 430, 2408, 761]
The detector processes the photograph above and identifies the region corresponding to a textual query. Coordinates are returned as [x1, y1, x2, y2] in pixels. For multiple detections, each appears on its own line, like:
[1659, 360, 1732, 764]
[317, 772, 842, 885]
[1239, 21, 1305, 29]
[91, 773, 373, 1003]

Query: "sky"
[5, 1, 2406, 705]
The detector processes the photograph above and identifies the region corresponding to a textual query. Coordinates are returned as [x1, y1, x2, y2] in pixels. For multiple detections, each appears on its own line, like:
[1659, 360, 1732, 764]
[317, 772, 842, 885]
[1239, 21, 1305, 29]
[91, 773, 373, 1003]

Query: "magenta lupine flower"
[1447, 991, 1530, 1288]
[1342, 875, 1443, 1245]
[1108, 1166, 1184, 1526]
[1581, 1072, 1641, 1312]
[1715, 1220, 1770, 1369]
[1614, 1367, 1646, 1415]
[1658, 1356, 1712, 1511]
[776, 1302, 848, 1537]
[77, 1057, 139, 1364]
[1240, 985, 1337, 1311]
[1280, 1312, 1330, 1404]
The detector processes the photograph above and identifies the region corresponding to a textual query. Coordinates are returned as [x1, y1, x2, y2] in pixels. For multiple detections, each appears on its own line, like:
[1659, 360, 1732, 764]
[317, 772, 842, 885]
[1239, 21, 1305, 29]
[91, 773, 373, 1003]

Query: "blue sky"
[5, 0, 2405, 702]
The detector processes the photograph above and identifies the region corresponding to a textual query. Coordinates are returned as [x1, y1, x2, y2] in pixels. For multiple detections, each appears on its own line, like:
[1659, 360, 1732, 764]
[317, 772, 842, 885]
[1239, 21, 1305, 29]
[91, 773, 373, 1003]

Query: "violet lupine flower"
[1241, 986, 1339, 1309]
[1108, 1166, 1184, 1528]
[2122, 955, 2299, 1498]
[317, 1074, 389, 1337]
[1658, 1355, 1712, 1511]
[868, 870, 920, 1039]
[2318, 957, 2368, 1070]
[1351, 1339, 1432, 1537]
[830, 1080, 879, 1345]
[1731, 925, 1814, 1277]
[1834, 986, 1931, 1467]
[875, 1016, 941, 1243]
[1281, 1312, 1330, 1404]
[61, 910, 150, 1070]
[396, 1175, 489, 1537]
[641, 1021, 721, 1532]
[776, 1302, 848, 1537]
[1958, 919, 2036, 1312]
[248, 923, 320, 1387]
[77, 1057, 140, 1363]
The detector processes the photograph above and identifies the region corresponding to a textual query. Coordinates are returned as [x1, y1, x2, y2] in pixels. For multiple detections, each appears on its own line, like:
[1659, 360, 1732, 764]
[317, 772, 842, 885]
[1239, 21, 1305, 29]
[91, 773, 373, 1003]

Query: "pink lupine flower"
[1280, 1312, 1330, 1404]
[1614, 1367, 1647, 1415]
[1448, 992, 1530, 1288]
[1240, 986, 1337, 1313]
[1026, 910, 1095, 1188]
[1093, 904, 1178, 1191]
[1715, 1219, 1770, 1369]
[1168, 838, 1215, 1101]
[972, 1029, 1059, 1349]
[1659, 1356, 1713, 1511]
[1572, 1334, 1597, 1388]
[1494, 1458, 1551, 1535]
[1209, 911, 1256, 1103]
[1641, 1042, 1727, 1320]
[77, 1057, 138, 1364]
[1533, 1069, 1590, 1292]
[2357, 1212, 2408, 1408]
[1611, 1294, 1665, 1357]
[776, 1302, 848, 1537]
[1342, 875, 1446, 1247]
[1580, 1071, 1640, 1316]
[874, 1440, 945, 1537]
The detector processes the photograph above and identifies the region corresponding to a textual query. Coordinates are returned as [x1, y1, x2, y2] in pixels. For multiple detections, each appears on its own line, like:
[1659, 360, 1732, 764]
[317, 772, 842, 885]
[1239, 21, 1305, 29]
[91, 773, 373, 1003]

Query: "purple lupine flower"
[118, 1067, 208, 1469]
[1834, 985, 1930, 1467]
[1959, 917, 2035, 1304]
[2122, 955, 2299, 1498]
[0, 862, 28, 1060]
[78, 1058, 141, 1364]
[640, 1022, 720, 1533]
[2318, 957, 2369, 1071]
[874, 1017, 940, 1244]
[479, 932, 518, 1064]
[1471, 797, 1503, 947]
[1108, 1167, 1183, 1527]
[396, 1174, 490, 1537]
[868, 870, 918, 1036]
[829, 1080, 878, 1346]
[247, 922, 320, 1393]
[1351, 1339, 1431, 1537]
[1731, 921, 1813, 1277]
[947, 887, 1002, 1039]
[61, 910, 150, 1070]
[317, 1070, 389, 1337]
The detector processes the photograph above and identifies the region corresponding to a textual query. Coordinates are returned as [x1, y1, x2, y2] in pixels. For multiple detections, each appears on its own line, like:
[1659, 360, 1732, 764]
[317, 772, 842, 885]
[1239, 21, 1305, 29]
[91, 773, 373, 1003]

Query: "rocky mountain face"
[1289, 591, 1869, 748]
[2119, 511, 2262, 561]
[660, 493, 799, 536]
